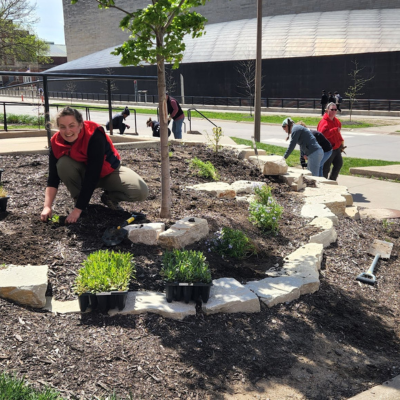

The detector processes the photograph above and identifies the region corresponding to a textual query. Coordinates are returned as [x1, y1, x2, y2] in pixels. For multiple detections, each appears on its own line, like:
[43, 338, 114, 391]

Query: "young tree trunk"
[157, 41, 172, 219]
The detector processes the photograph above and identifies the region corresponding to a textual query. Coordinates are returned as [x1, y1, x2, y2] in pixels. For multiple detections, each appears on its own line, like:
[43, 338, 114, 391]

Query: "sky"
[29, 0, 65, 45]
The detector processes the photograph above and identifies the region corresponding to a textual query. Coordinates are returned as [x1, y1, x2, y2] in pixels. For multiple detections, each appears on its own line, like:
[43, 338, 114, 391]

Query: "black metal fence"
[48, 93, 400, 112]
[2, 87, 400, 112]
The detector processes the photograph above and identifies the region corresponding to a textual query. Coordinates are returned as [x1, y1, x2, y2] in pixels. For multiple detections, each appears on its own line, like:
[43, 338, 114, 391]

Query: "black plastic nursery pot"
[78, 291, 128, 313]
[165, 282, 212, 304]
[0, 196, 10, 212]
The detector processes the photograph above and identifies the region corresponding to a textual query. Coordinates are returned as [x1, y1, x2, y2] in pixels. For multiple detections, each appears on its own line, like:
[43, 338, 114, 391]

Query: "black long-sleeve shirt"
[47, 130, 106, 210]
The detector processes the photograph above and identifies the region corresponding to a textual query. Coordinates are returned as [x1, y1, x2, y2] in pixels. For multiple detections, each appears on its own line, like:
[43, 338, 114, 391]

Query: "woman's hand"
[65, 208, 82, 224]
[40, 206, 52, 222]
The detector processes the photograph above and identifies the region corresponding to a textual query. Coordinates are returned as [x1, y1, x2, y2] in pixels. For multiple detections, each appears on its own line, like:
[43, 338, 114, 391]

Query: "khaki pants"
[56, 156, 148, 202]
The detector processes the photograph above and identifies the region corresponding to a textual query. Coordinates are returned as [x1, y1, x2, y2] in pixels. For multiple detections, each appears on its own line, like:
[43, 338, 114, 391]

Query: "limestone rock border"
[2, 142, 353, 319]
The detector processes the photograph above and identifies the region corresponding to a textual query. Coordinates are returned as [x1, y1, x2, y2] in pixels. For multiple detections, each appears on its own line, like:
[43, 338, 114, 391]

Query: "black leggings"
[323, 148, 343, 181]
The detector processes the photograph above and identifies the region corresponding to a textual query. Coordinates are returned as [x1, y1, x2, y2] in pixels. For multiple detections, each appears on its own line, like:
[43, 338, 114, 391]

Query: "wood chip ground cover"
[0, 144, 399, 399]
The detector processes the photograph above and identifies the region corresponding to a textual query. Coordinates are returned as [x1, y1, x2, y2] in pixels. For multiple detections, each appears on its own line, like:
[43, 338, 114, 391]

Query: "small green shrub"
[205, 126, 224, 154]
[248, 185, 283, 233]
[74, 250, 135, 295]
[209, 227, 257, 259]
[161, 249, 212, 283]
[189, 157, 219, 180]
[0, 113, 45, 126]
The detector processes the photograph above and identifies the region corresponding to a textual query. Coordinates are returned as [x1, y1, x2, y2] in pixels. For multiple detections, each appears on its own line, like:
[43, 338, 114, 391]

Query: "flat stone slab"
[359, 208, 400, 220]
[349, 165, 400, 180]
[345, 206, 360, 220]
[44, 297, 81, 314]
[0, 265, 48, 308]
[158, 216, 209, 249]
[301, 204, 339, 225]
[230, 180, 266, 195]
[303, 185, 353, 206]
[248, 155, 288, 175]
[304, 175, 338, 185]
[186, 182, 236, 198]
[246, 276, 302, 307]
[279, 171, 306, 191]
[309, 217, 337, 248]
[202, 278, 260, 315]
[109, 291, 196, 320]
[287, 167, 311, 176]
[237, 148, 267, 160]
[304, 192, 346, 216]
[282, 243, 324, 294]
[125, 222, 165, 245]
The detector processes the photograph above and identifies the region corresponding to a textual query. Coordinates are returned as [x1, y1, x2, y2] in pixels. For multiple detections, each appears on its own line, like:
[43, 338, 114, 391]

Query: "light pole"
[253, 0, 262, 143]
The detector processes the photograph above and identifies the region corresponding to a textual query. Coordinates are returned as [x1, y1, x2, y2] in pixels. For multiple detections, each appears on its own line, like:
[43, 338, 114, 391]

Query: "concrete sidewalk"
[347, 375, 400, 400]
[338, 174, 400, 218]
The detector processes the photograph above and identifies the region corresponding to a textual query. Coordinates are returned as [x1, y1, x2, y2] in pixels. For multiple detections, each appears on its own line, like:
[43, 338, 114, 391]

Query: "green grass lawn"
[231, 137, 400, 175]
[0, 372, 125, 400]
[51, 103, 375, 129]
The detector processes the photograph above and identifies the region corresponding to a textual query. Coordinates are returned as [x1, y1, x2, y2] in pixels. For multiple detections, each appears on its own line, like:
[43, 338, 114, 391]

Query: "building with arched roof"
[52, 1, 400, 99]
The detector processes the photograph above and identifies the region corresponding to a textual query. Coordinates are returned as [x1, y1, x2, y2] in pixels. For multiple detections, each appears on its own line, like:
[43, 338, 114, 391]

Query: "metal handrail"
[0, 101, 139, 135]
[186, 108, 219, 133]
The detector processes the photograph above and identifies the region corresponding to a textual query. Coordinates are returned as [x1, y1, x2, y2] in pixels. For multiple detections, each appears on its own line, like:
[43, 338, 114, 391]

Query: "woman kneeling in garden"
[40, 107, 148, 224]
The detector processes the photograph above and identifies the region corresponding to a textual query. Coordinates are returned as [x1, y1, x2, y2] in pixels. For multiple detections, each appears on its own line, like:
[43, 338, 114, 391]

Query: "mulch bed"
[0, 144, 399, 399]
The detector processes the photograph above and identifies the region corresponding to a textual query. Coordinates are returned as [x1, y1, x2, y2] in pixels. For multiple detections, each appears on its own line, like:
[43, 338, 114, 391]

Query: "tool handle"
[366, 254, 380, 274]
[118, 216, 136, 229]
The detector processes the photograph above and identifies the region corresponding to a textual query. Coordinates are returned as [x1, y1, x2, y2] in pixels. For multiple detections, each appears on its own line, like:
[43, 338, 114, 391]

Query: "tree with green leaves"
[0, 0, 51, 66]
[345, 60, 375, 121]
[71, 0, 209, 218]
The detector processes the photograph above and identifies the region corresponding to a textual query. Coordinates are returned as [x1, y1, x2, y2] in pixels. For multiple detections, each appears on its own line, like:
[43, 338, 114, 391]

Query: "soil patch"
[0, 144, 400, 399]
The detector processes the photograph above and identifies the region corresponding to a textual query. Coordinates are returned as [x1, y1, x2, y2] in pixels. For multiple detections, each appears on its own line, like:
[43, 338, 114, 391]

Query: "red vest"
[51, 120, 120, 178]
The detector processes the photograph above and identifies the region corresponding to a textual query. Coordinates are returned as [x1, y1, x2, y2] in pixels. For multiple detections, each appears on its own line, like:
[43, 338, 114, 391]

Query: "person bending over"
[166, 94, 184, 139]
[282, 117, 323, 177]
[41, 107, 148, 224]
[297, 121, 332, 177]
[106, 106, 130, 135]
[146, 118, 171, 138]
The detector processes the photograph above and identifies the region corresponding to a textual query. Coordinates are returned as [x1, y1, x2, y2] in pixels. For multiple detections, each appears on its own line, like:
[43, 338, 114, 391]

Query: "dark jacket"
[106, 112, 127, 133]
[150, 120, 171, 137]
[283, 125, 322, 159]
[300, 130, 332, 167]
[321, 94, 328, 105]
[166, 96, 184, 120]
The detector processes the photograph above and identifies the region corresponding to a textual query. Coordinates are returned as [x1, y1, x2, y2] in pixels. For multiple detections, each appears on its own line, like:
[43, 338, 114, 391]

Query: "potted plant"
[0, 185, 10, 212]
[160, 249, 213, 304]
[74, 250, 135, 313]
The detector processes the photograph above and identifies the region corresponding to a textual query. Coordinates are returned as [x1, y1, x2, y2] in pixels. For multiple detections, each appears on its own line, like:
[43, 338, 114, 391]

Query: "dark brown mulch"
[0, 144, 399, 399]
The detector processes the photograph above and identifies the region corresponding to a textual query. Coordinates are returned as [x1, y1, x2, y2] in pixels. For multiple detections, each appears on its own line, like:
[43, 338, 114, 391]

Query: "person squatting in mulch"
[146, 118, 171, 138]
[282, 117, 324, 177]
[106, 106, 131, 135]
[40, 107, 148, 224]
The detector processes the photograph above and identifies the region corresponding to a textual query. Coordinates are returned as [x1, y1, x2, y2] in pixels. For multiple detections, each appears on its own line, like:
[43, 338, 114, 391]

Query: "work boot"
[101, 192, 123, 211]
